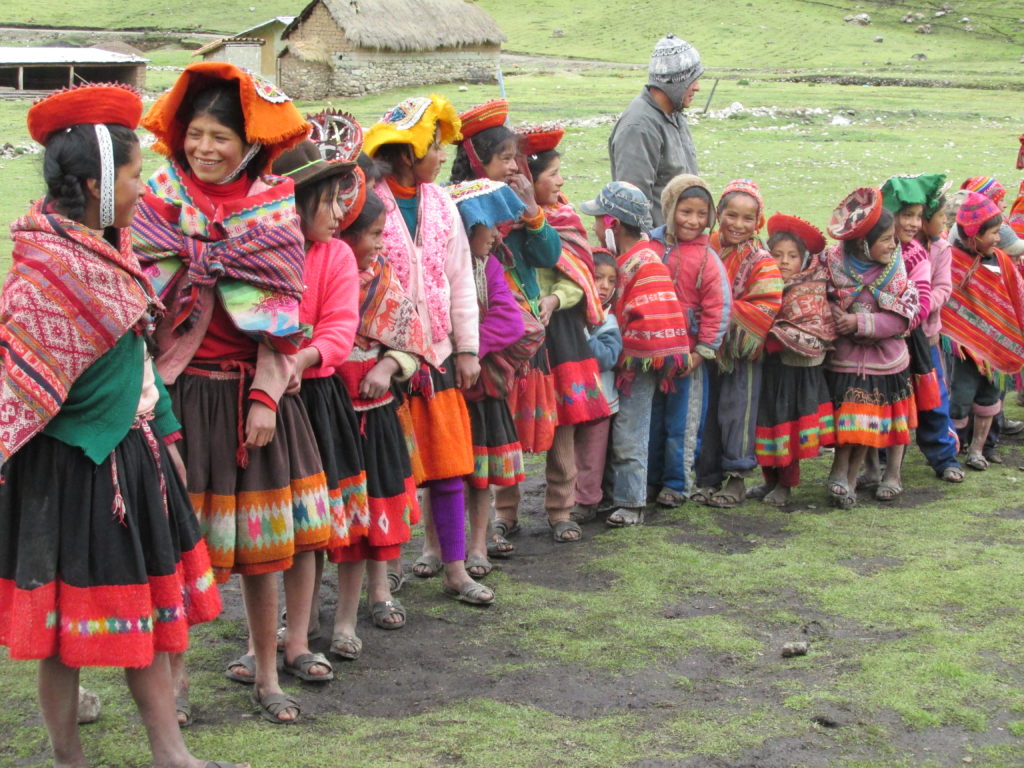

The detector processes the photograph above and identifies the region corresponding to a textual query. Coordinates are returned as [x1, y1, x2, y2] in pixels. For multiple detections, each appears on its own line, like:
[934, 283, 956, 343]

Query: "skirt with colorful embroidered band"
[507, 345, 558, 454]
[755, 354, 836, 466]
[299, 376, 369, 553]
[0, 424, 221, 668]
[546, 305, 611, 426]
[825, 368, 917, 448]
[330, 401, 420, 563]
[172, 367, 331, 584]
[407, 357, 474, 483]
[467, 396, 525, 489]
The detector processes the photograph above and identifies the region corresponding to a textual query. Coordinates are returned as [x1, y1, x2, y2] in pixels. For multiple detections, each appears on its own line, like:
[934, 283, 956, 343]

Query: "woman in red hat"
[822, 187, 919, 509]
[0, 83, 239, 768]
[132, 62, 332, 724]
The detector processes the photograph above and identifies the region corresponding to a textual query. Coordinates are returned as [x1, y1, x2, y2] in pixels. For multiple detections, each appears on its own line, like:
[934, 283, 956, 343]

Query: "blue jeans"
[648, 364, 708, 496]
[915, 344, 960, 474]
[610, 369, 658, 508]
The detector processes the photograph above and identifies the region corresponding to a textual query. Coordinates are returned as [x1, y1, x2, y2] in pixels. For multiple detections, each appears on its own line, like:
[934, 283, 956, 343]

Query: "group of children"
[2, 65, 1023, 765]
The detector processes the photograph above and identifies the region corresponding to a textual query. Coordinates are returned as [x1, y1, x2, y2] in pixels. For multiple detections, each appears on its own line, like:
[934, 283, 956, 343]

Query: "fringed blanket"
[544, 197, 604, 326]
[770, 257, 836, 360]
[357, 254, 430, 361]
[615, 241, 691, 380]
[132, 161, 306, 353]
[0, 203, 153, 463]
[941, 245, 1024, 379]
[711, 234, 783, 369]
[822, 243, 918, 321]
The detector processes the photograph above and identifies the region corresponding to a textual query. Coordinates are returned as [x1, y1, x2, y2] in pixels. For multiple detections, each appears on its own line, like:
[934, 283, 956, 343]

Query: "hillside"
[1, 0, 1021, 74]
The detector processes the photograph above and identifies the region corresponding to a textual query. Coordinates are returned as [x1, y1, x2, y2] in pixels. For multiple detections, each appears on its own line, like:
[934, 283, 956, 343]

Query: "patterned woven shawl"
[132, 161, 306, 352]
[769, 256, 836, 359]
[711, 234, 783, 368]
[822, 243, 918, 321]
[941, 245, 1024, 377]
[545, 197, 605, 326]
[357, 254, 431, 365]
[0, 203, 153, 463]
[615, 241, 691, 376]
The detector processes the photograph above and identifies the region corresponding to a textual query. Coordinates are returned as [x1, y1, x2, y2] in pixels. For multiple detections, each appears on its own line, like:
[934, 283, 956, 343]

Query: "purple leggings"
[428, 476, 465, 563]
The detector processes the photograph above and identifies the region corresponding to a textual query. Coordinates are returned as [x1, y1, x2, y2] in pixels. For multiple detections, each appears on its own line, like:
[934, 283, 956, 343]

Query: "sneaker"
[1002, 418, 1024, 436]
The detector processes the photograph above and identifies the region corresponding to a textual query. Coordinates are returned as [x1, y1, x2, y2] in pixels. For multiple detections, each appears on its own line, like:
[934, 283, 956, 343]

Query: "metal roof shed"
[0, 47, 148, 92]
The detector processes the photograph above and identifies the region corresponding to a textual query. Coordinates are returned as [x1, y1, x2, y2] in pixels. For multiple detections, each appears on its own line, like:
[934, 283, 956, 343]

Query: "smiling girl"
[132, 62, 331, 724]
[697, 179, 783, 507]
[822, 187, 919, 509]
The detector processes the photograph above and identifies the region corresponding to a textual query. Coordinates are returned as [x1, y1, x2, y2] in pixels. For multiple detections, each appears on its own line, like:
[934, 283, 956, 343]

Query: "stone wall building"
[279, 0, 504, 99]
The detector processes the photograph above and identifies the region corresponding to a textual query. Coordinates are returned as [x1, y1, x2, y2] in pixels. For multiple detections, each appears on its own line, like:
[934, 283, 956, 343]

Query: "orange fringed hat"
[767, 213, 826, 255]
[458, 99, 508, 140]
[142, 61, 309, 169]
[27, 82, 142, 144]
[516, 123, 565, 156]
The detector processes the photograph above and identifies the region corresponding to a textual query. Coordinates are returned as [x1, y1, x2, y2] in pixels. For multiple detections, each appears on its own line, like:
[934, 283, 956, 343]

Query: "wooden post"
[17, 66, 23, 90]
[69, 66, 75, 87]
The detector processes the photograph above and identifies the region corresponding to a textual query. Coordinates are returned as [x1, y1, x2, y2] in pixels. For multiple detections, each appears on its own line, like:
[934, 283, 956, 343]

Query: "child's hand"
[360, 357, 400, 400]
[455, 353, 481, 391]
[831, 305, 858, 335]
[538, 295, 560, 325]
[245, 402, 276, 448]
[682, 355, 704, 377]
[509, 174, 539, 219]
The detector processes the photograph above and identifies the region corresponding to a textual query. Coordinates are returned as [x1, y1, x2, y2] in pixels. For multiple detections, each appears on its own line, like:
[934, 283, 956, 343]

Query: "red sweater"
[298, 239, 360, 378]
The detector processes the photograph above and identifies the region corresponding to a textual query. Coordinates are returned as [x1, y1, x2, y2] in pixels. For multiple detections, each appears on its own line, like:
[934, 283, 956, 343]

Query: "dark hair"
[340, 188, 385, 239]
[619, 222, 644, 240]
[372, 143, 415, 179]
[927, 196, 946, 220]
[178, 82, 266, 180]
[357, 151, 382, 186]
[43, 123, 139, 223]
[294, 175, 341, 235]
[767, 232, 807, 254]
[450, 125, 517, 183]
[843, 208, 894, 258]
[976, 213, 1002, 237]
[716, 190, 760, 217]
[526, 149, 559, 181]
[592, 248, 618, 272]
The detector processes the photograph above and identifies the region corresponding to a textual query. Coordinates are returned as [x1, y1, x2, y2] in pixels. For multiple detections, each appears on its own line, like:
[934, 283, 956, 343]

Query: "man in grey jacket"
[609, 34, 703, 227]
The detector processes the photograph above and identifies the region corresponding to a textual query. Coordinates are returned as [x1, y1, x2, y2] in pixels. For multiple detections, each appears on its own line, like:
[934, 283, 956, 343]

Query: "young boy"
[580, 182, 690, 526]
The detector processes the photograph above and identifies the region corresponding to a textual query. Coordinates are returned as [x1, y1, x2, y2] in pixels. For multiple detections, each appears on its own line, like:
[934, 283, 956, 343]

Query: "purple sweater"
[478, 254, 525, 357]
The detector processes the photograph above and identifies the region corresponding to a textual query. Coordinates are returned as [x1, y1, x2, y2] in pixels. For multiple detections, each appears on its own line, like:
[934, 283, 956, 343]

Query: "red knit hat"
[27, 82, 142, 144]
[719, 178, 765, 231]
[767, 213, 826, 255]
[957, 191, 1001, 238]
[828, 187, 883, 241]
[516, 124, 565, 156]
[458, 100, 509, 140]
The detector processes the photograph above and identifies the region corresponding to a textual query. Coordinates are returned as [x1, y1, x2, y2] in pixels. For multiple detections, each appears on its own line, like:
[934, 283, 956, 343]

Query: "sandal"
[250, 687, 300, 725]
[855, 474, 881, 492]
[690, 487, 716, 506]
[656, 488, 687, 507]
[329, 632, 362, 660]
[281, 652, 334, 682]
[570, 504, 597, 524]
[175, 690, 192, 728]
[369, 599, 406, 630]
[708, 491, 742, 508]
[874, 481, 903, 501]
[827, 477, 856, 509]
[745, 484, 772, 500]
[940, 465, 965, 483]
[966, 452, 989, 471]
[387, 568, 406, 594]
[224, 654, 256, 685]
[412, 554, 442, 579]
[606, 508, 644, 527]
[465, 554, 492, 578]
[487, 532, 514, 559]
[551, 519, 583, 543]
[442, 581, 495, 605]
[492, 518, 521, 538]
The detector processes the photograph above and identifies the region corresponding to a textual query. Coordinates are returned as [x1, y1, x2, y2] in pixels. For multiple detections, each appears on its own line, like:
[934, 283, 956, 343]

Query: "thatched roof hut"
[279, 0, 505, 99]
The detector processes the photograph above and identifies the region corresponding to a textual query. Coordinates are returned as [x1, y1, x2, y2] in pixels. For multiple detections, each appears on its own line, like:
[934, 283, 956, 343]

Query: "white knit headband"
[94, 124, 115, 228]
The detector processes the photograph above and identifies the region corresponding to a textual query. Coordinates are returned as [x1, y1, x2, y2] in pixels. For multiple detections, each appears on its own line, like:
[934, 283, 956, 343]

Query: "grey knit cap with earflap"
[648, 34, 704, 109]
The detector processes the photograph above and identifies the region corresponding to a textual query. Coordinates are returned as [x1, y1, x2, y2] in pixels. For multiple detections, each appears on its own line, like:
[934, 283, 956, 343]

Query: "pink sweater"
[298, 239, 359, 378]
[922, 236, 952, 342]
[901, 239, 932, 330]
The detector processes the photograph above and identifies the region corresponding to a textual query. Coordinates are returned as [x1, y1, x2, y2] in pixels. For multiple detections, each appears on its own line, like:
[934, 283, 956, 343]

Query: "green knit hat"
[881, 173, 948, 218]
